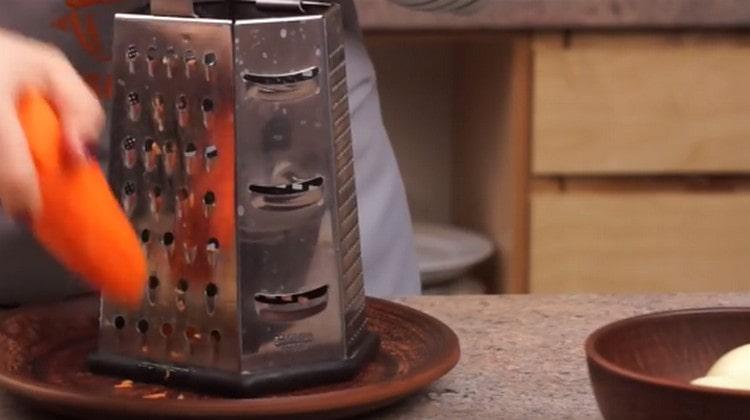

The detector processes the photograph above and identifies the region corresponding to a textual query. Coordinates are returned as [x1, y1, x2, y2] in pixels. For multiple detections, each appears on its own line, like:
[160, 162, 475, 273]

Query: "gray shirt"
[0, 0, 436, 304]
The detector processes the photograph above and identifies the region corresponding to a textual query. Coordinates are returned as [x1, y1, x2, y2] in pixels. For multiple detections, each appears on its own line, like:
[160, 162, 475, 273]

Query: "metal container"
[89, 0, 378, 397]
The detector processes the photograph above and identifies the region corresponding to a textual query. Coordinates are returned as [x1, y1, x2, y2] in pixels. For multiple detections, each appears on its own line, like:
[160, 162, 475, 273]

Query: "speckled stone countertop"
[366, 294, 750, 420]
[2, 293, 750, 419]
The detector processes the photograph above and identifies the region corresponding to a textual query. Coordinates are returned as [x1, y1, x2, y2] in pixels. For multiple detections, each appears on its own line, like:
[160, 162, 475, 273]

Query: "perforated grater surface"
[88, 0, 378, 396]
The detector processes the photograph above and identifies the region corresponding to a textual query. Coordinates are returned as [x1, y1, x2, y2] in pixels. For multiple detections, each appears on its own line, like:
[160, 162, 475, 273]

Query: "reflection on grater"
[89, 0, 378, 397]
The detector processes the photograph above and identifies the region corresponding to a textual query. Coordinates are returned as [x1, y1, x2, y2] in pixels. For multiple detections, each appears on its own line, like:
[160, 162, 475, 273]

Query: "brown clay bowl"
[586, 307, 750, 420]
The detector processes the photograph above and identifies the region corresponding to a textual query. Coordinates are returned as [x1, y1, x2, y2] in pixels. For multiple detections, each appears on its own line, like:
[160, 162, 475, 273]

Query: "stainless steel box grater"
[88, 0, 378, 396]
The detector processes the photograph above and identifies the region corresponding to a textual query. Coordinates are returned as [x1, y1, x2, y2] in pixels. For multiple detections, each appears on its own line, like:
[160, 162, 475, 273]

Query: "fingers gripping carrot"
[19, 91, 146, 306]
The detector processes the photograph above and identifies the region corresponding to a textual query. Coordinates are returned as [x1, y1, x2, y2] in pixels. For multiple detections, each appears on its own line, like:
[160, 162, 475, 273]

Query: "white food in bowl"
[692, 375, 750, 391]
[692, 344, 750, 390]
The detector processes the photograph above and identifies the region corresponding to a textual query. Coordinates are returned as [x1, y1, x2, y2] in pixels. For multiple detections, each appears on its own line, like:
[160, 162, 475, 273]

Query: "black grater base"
[87, 331, 379, 398]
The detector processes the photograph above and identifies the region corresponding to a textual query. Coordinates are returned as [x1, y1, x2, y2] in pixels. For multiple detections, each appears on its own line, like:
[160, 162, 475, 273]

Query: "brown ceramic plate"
[586, 307, 750, 420]
[0, 296, 459, 420]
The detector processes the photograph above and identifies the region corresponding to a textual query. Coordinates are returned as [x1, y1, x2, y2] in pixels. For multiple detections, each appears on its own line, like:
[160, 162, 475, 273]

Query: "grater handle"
[151, 0, 196, 17]
[252, 0, 331, 11]
[150, 0, 331, 16]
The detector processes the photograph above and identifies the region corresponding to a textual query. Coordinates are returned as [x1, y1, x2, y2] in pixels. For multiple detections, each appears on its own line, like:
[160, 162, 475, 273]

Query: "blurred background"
[356, 1, 750, 296]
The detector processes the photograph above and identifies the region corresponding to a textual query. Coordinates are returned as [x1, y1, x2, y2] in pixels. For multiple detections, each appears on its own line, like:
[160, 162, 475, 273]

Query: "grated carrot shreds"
[143, 391, 168, 400]
[114, 380, 134, 389]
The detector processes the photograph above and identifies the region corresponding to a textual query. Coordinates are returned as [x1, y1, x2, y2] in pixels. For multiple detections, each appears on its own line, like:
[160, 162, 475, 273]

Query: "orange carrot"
[19, 91, 146, 306]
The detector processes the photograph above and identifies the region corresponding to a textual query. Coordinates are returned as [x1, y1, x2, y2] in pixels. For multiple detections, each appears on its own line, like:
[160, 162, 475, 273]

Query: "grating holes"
[203, 191, 216, 218]
[143, 138, 158, 171]
[127, 93, 140, 109]
[141, 229, 151, 243]
[206, 239, 220, 266]
[123, 181, 136, 196]
[163, 46, 176, 78]
[113, 315, 126, 330]
[144, 138, 156, 152]
[204, 52, 217, 66]
[161, 323, 173, 338]
[177, 278, 189, 293]
[205, 282, 218, 314]
[127, 95, 140, 119]
[126, 44, 139, 61]
[201, 98, 214, 129]
[146, 45, 158, 76]
[205, 282, 218, 298]
[122, 181, 137, 214]
[184, 49, 197, 64]
[184, 143, 197, 173]
[122, 136, 136, 151]
[122, 136, 137, 168]
[203, 53, 217, 81]
[205, 283, 219, 315]
[176, 280, 188, 311]
[177, 95, 189, 127]
[184, 50, 197, 78]
[136, 319, 149, 334]
[184, 142, 197, 155]
[147, 275, 159, 305]
[177, 95, 188, 110]
[210, 329, 221, 343]
[203, 191, 216, 206]
[126, 45, 138, 73]
[162, 232, 175, 247]
[127, 92, 141, 121]
[201, 98, 214, 112]
[204, 146, 218, 171]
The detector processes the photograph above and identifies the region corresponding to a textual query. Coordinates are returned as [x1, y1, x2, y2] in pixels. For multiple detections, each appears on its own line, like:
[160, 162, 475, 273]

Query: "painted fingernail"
[85, 143, 100, 160]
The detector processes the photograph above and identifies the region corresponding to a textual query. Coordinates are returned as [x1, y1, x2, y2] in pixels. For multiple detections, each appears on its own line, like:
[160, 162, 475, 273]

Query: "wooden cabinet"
[533, 33, 750, 175]
[531, 187, 750, 293]
[529, 32, 750, 293]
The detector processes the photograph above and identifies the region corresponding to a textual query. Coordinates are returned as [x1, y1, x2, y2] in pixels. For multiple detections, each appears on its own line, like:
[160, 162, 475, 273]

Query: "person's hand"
[0, 29, 104, 221]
